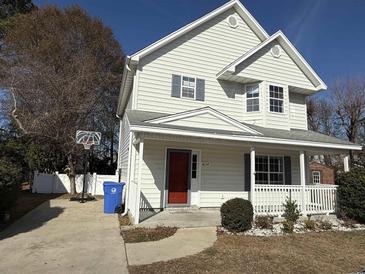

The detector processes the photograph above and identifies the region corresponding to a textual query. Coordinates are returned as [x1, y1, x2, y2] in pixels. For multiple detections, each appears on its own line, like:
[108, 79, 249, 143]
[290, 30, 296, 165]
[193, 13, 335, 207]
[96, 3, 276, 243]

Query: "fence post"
[33, 170, 38, 193]
[93, 173, 97, 195]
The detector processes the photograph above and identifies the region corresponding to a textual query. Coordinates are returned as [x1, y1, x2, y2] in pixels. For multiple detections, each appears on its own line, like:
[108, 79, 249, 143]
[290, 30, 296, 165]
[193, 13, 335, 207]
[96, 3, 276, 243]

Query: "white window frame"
[268, 84, 284, 113]
[312, 171, 321, 184]
[180, 75, 196, 100]
[255, 155, 285, 185]
[246, 84, 260, 112]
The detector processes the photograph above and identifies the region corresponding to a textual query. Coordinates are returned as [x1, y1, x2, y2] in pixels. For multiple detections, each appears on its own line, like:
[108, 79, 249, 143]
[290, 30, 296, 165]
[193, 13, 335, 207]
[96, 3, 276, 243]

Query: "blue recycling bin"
[103, 181, 125, 214]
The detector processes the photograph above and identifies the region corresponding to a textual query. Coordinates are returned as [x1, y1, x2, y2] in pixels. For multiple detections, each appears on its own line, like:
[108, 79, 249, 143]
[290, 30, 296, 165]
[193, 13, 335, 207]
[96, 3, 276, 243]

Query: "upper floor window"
[246, 84, 259, 112]
[181, 76, 195, 99]
[269, 85, 284, 113]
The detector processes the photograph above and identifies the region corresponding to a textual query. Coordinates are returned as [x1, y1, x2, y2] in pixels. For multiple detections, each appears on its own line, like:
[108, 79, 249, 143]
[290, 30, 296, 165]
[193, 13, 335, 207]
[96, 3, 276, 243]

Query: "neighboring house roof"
[129, 0, 268, 63]
[217, 31, 327, 91]
[126, 109, 362, 151]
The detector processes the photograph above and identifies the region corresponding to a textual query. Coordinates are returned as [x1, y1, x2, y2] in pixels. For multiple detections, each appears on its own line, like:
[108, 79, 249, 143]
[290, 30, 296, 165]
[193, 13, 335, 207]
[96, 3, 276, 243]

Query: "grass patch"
[121, 226, 177, 243]
[129, 230, 365, 274]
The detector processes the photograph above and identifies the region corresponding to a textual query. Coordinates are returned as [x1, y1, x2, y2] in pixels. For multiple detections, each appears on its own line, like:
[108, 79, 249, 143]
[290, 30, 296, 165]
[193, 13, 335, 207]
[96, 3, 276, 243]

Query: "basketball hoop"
[76, 130, 101, 150]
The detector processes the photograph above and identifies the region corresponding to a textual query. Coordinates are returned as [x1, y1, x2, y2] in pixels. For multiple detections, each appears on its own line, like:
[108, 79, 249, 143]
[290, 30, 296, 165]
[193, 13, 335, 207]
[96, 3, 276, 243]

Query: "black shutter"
[196, 78, 205, 101]
[284, 156, 291, 185]
[244, 153, 251, 191]
[171, 74, 181, 98]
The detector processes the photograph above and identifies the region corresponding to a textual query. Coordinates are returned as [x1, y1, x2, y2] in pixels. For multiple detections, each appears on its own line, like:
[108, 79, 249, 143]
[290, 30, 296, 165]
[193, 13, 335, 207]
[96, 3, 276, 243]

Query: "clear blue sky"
[33, 0, 365, 86]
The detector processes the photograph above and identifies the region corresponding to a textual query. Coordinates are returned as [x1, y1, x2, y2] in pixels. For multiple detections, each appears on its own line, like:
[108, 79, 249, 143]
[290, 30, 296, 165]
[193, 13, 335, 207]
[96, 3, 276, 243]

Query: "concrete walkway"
[126, 227, 217, 265]
[0, 198, 128, 274]
[139, 208, 221, 228]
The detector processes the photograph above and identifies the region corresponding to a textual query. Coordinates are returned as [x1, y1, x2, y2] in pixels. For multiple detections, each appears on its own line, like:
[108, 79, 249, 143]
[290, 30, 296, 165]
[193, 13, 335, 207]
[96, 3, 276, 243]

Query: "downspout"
[116, 56, 134, 217]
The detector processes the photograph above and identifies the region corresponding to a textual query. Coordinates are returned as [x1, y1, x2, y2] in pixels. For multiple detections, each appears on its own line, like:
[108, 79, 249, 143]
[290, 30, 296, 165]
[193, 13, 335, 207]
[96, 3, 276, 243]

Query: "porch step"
[165, 206, 200, 213]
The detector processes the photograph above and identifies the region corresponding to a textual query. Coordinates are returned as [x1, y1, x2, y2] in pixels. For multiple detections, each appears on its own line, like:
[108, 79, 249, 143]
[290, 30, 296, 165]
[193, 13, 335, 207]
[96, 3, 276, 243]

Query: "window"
[269, 85, 284, 113]
[181, 76, 195, 99]
[255, 155, 284, 185]
[192, 154, 198, 179]
[246, 85, 259, 112]
[312, 171, 321, 184]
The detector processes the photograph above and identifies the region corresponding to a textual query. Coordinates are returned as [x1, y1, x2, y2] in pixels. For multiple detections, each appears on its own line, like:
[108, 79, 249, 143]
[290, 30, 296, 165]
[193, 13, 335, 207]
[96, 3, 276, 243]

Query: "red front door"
[168, 150, 190, 204]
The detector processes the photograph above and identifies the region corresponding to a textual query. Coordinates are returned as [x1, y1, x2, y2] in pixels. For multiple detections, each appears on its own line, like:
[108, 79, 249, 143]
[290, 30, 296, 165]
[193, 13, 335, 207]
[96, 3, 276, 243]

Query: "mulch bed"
[0, 191, 61, 231]
[121, 226, 177, 243]
[129, 230, 365, 274]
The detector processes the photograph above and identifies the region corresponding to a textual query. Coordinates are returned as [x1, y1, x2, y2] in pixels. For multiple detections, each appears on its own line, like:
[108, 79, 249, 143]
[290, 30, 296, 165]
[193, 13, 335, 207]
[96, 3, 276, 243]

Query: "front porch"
[126, 132, 353, 224]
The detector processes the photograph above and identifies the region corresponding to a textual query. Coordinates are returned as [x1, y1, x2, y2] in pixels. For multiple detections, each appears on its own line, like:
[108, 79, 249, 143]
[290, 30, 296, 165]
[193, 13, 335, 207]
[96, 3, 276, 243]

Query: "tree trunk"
[68, 154, 77, 195]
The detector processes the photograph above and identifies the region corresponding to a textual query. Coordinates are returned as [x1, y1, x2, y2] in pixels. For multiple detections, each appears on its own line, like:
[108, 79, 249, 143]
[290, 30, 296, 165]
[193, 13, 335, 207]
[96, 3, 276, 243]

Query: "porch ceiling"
[126, 110, 362, 152]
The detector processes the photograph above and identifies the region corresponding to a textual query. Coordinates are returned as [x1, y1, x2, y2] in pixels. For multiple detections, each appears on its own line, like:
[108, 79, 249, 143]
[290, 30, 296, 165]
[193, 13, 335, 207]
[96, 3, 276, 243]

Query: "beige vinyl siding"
[289, 92, 308, 130]
[136, 8, 262, 124]
[235, 42, 315, 90]
[164, 112, 248, 132]
[139, 139, 304, 209]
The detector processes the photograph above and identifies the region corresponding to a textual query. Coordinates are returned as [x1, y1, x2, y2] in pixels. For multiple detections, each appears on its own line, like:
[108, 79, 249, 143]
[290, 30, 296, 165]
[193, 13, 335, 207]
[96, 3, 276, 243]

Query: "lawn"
[0, 191, 60, 231]
[129, 230, 365, 274]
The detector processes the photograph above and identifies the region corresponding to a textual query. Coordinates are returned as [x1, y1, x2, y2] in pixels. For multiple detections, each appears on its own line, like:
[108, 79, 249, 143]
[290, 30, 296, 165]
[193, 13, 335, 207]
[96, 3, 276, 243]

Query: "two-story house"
[117, 0, 362, 224]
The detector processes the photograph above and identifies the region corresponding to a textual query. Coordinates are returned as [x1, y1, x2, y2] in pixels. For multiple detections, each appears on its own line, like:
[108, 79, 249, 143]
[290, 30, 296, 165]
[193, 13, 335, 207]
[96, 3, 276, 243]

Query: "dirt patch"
[129, 230, 365, 274]
[121, 226, 177, 243]
[0, 191, 61, 231]
[119, 214, 131, 227]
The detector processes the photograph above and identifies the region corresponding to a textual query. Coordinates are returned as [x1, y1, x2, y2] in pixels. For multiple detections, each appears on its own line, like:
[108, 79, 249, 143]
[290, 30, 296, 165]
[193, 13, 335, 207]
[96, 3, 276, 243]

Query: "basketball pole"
[80, 149, 88, 203]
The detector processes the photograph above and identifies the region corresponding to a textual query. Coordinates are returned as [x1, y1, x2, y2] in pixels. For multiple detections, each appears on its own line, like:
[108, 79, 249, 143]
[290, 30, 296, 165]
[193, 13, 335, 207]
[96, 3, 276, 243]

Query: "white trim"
[130, 0, 268, 62]
[250, 147, 255, 208]
[145, 107, 262, 135]
[134, 136, 144, 224]
[299, 150, 306, 215]
[130, 125, 363, 151]
[344, 155, 350, 172]
[217, 31, 327, 90]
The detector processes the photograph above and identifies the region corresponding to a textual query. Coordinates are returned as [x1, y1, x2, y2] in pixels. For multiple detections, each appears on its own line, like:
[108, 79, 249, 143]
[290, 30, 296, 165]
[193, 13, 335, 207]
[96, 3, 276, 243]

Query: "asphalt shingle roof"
[126, 110, 358, 147]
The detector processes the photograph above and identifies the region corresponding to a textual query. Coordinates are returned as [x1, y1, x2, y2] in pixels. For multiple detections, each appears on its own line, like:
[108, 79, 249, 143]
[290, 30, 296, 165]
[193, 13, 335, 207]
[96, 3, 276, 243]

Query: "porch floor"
[137, 208, 221, 228]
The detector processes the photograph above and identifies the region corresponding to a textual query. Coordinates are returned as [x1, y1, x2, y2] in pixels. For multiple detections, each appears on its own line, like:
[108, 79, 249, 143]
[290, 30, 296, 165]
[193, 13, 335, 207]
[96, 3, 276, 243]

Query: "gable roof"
[217, 31, 327, 91]
[145, 106, 262, 135]
[129, 0, 269, 62]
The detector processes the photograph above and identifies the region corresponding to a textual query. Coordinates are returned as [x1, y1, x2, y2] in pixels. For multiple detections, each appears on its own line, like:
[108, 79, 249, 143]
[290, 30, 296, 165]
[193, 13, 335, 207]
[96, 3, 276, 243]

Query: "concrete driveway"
[0, 198, 128, 274]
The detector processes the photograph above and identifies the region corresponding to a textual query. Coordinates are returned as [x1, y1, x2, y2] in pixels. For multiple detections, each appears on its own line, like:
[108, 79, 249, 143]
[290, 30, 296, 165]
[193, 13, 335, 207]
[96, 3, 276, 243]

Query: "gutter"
[116, 56, 133, 118]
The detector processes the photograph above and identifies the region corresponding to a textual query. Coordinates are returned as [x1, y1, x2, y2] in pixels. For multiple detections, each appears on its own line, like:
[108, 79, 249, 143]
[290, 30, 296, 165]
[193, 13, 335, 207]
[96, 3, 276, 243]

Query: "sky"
[33, 0, 365, 86]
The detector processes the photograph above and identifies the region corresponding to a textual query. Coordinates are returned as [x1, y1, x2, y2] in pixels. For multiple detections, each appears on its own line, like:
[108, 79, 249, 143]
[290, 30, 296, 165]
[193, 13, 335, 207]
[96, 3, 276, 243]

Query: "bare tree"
[307, 95, 337, 135]
[333, 78, 365, 162]
[0, 6, 124, 194]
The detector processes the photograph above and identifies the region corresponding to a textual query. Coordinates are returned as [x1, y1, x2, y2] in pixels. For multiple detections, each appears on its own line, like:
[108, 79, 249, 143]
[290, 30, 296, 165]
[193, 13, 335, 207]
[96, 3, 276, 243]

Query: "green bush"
[336, 168, 365, 224]
[0, 159, 22, 212]
[282, 220, 295, 233]
[255, 215, 273, 229]
[221, 198, 253, 232]
[283, 198, 300, 223]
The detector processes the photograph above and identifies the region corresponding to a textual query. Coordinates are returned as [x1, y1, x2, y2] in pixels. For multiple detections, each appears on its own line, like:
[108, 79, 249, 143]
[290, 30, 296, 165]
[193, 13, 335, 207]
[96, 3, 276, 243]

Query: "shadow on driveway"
[0, 200, 64, 240]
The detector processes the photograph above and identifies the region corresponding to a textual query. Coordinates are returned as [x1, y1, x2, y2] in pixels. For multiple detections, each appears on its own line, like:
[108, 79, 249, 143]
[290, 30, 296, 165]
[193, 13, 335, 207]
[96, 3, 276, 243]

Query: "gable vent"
[227, 15, 238, 28]
[271, 45, 282, 58]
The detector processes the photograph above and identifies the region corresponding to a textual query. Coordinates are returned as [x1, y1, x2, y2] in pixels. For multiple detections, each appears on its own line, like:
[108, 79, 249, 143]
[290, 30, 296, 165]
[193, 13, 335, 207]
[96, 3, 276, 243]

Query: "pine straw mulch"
[129, 230, 365, 274]
[121, 226, 177, 243]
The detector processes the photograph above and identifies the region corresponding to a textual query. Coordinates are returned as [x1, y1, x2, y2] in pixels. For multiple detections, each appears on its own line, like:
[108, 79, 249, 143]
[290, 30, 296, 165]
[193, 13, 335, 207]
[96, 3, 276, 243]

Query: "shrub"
[0, 159, 22, 213]
[303, 218, 316, 231]
[282, 198, 300, 223]
[318, 219, 332, 230]
[255, 215, 273, 229]
[221, 198, 253, 232]
[336, 168, 365, 224]
[282, 220, 295, 233]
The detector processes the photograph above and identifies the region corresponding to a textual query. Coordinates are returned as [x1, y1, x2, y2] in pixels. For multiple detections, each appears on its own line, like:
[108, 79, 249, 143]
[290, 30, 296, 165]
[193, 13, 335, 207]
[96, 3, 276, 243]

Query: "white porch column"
[299, 150, 306, 215]
[344, 155, 350, 172]
[134, 136, 144, 224]
[250, 147, 256, 211]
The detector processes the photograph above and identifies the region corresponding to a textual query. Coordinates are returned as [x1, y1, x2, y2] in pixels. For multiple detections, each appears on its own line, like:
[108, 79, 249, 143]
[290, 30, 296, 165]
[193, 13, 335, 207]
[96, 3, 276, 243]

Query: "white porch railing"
[254, 184, 338, 216]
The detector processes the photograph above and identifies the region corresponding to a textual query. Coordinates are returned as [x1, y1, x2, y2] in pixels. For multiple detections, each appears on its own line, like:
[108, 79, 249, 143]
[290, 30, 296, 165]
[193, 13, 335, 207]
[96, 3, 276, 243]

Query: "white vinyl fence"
[32, 171, 122, 196]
